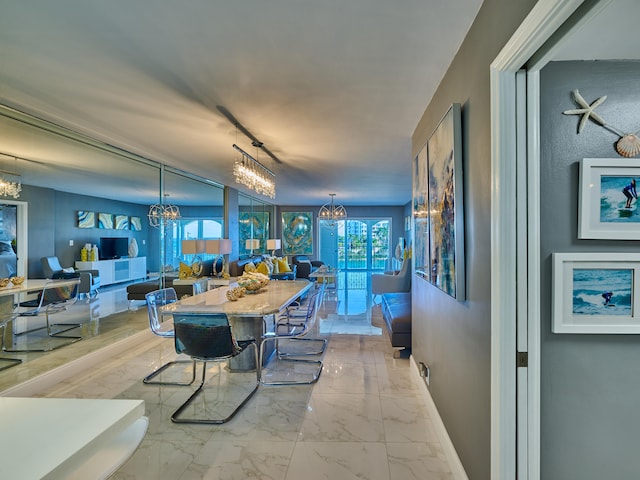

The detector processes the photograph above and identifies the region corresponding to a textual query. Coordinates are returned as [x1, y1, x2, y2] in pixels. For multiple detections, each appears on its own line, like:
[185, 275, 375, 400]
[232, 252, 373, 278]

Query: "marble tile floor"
[32, 307, 451, 479]
[2, 273, 453, 479]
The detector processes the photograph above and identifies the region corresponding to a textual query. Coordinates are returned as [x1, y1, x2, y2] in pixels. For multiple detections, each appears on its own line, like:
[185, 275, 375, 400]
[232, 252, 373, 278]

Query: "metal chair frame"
[0, 309, 21, 371]
[260, 285, 326, 386]
[170, 313, 259, 424]
[143, 288, 196, 386]
[4, 279, 82, 352]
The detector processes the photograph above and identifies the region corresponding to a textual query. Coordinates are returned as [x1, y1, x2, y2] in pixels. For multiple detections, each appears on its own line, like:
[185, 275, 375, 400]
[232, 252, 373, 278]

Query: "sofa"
[371, 258, 411, 298]
[228, 254, 296, 280]
[380, 292, 411, 350]
[126, 259, 215, 301]
[291, 255, 324, 279]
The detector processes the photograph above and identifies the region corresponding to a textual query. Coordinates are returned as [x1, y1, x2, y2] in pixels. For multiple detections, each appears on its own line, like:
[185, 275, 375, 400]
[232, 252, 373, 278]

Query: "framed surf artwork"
[552, 252, 640, 334]
[578, 158, 640, 239]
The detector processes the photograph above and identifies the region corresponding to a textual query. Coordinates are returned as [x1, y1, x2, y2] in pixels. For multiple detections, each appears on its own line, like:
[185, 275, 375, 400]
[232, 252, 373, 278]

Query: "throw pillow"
[277, 257, 292, 272]
[179, 261, 192, 279]
[270, 256, 280, 274]
[244, 262, 256, 273]
[256, 261, 270, 276]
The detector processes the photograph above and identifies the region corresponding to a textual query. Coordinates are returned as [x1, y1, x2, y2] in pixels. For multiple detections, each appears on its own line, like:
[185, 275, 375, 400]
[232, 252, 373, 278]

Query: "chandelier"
[233, 144, 275, 199]
[148, 195, 181, 228]
[319, 194, 347, 225]
[0, 155, 22, 199]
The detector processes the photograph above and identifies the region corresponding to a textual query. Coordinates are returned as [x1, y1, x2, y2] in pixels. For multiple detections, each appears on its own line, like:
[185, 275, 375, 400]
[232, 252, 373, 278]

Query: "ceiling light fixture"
[233, 144, 276, 199]
[319, 194, 347, 225]
[148, 194, 181, 228]
[0, 154, 22, 199]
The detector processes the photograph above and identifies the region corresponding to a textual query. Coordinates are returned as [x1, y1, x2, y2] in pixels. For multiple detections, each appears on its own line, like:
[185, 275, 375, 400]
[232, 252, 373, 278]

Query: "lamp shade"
[205, 239, 232, 255]
[266, 239, 281, 251]
[245, 239, 260, 250]
[182, 239, 205, 254]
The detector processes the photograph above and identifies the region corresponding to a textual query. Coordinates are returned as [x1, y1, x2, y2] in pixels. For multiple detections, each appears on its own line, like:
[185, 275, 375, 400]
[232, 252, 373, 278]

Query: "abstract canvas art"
[239, 211, 269, 256]
[282, 212, 313, 255]
[115, 215, 129, 230]
[77, 211, 95, 229]
[98, 212, 114, 229]
[427, 103, 465, 299]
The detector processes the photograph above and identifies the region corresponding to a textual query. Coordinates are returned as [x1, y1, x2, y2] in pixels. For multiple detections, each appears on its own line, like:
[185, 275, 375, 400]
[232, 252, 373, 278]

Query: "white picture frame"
[578, 158, 640, 239]
[552, 252, 640, 334]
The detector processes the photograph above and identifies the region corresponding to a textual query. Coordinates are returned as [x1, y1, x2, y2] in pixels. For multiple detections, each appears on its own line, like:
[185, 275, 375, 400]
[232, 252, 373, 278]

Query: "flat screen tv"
[100, 237, 128, 260]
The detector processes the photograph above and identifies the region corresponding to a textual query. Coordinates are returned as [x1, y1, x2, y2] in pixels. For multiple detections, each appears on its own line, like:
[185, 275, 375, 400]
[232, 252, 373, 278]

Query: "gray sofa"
[228, 255, 296, 280]
[291, 255, 324, 279]
[380, 292, 411, 349]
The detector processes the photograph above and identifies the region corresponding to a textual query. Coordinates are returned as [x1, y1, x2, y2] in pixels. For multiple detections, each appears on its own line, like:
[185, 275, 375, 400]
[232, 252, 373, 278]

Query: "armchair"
[41, 256, 100, 299]
[372, 258, 411, 299]
[291, 255, 324, 279]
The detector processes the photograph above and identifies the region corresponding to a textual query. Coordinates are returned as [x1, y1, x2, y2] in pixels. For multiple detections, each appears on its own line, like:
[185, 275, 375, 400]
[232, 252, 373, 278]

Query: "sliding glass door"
[318, 218, 390, 271]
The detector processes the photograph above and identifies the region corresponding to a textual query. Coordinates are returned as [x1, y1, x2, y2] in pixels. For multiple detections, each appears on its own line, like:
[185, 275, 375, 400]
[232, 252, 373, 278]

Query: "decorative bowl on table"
[0, 278, 10, 288]
[10, 276, 24, 286]
[237, 272, 270, 293]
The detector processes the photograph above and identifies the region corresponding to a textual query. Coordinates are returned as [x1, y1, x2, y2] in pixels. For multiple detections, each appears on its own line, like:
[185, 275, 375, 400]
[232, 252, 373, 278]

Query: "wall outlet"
[69, 240, 74, 246]
[418, 362, 430, 386]
[142, 240, 146, 245]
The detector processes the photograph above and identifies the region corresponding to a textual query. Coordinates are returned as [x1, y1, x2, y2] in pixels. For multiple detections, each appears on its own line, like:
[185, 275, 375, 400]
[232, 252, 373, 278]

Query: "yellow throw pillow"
[179, 261, 192, 279]
[277, 257, 291, 272]
[256, 262, 270, 276]
[244, 262, 256, 273]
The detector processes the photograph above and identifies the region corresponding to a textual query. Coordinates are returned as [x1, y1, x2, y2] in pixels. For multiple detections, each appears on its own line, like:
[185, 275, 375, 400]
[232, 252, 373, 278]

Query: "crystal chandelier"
[233, 144, 276, 199]
[319, 194, 347, 226]
[0, 155, 22, 199]
[148, 195, 181, 228]
[0, 171, 21, 199]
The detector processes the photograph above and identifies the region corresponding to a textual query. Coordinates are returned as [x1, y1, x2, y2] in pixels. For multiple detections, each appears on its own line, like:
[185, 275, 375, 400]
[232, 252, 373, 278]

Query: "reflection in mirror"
[238, 192, 274, 257]
[0, 105, 226, 392]
[161, 169, 225, 278]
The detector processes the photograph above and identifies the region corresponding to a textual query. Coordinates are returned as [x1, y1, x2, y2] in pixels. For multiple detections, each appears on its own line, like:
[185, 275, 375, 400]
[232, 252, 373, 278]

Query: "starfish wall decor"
[563, 89, 640, 158]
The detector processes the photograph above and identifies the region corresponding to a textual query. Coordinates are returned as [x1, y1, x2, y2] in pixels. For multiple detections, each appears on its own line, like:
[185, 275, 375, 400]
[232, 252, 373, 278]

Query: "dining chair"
[143, 288, 196, 386]
[259, 284, 326, 386]
[170, 312, 259, 424]
[0, 302, 21, 371]
[5, 278, 82, 352]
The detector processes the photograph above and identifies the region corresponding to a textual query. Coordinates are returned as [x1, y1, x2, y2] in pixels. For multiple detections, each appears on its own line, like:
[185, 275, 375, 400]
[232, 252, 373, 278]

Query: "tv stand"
[75, 257, 146, 286]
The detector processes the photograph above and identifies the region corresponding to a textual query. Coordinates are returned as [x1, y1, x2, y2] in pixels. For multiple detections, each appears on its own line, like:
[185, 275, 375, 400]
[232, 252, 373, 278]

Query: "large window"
[319, 218, 390, 270]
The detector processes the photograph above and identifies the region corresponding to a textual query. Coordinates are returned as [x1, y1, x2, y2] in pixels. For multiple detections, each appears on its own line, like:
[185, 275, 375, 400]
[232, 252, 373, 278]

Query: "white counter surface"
[0, 397, 147, 479]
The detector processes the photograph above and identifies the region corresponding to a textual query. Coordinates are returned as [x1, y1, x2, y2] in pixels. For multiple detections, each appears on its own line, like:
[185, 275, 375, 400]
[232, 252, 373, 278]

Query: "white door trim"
[490, 1, 588, 479]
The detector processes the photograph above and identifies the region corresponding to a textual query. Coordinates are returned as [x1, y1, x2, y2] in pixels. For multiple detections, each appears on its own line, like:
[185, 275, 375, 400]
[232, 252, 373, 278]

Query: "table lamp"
[205, 239, 232, 277]
[266, 239, 281, 256]
[245, 239, 260, 255]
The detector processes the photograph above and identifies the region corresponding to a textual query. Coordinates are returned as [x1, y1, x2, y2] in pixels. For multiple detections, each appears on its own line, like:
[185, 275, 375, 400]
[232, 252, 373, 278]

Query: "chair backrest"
[41, 256, 64, 278]
[42, 278, 80, 313]
[145, 288, 178, 337]
[173, 313, 240, 360]
[396, 259, 411, 290]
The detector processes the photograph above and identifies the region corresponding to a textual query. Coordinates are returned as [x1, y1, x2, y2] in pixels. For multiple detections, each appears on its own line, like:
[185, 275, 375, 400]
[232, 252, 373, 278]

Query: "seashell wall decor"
[563, 89, 640, 158]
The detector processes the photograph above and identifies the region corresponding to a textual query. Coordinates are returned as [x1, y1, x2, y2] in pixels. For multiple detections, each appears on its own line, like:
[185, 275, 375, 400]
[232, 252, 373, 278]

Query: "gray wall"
[411, 0, 537, 478]
[20, 185, 151, 277]
[540, 61, 640, 480]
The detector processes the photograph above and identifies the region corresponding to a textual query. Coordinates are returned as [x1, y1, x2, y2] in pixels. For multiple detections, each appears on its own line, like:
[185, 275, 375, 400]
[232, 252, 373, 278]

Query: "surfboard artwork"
[572, 268, 632, 316]
[600, 176, 639, 223]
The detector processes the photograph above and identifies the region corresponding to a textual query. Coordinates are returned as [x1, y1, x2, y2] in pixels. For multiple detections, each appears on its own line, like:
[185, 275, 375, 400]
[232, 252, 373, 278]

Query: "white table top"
[168, 279, 313, 316]
[0, 278, 80, 297]
[0, 397, 146, 480]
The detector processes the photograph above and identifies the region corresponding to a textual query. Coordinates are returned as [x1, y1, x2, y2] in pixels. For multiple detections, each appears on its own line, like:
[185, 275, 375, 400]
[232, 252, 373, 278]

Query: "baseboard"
[410, 355, 469, 480]
[1, 329, 156, 397]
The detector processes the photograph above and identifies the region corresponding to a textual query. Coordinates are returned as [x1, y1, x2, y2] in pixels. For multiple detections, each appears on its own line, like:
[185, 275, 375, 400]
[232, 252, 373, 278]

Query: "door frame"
[489, 0, 611, 478]
[0, 199, 28, 278]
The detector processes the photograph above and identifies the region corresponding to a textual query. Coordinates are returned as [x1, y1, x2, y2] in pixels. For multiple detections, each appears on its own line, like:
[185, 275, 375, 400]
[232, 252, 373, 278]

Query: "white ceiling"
[0, 0, 483, 206]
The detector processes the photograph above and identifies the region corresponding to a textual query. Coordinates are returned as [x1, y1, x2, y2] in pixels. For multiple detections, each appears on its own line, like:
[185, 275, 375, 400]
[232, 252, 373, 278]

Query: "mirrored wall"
[239, 192, 275, 257]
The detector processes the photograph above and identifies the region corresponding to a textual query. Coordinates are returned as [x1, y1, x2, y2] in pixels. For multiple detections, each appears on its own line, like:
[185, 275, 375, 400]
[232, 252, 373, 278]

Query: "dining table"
[167, 278, 315, 369]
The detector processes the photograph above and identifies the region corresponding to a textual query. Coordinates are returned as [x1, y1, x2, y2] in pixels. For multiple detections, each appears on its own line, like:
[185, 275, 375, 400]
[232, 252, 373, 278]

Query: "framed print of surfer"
[579, 158, 640, 239]
[552, 252, 640, 334]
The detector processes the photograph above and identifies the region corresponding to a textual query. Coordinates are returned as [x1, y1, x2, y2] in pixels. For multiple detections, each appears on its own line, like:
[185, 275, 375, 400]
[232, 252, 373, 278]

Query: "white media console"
[75, 256, 147, 286]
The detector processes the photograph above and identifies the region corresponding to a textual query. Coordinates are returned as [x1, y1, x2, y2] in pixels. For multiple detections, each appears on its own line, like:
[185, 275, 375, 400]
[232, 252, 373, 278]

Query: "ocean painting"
[600, 176, 639, 223]
[572, 268, 633, 316]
